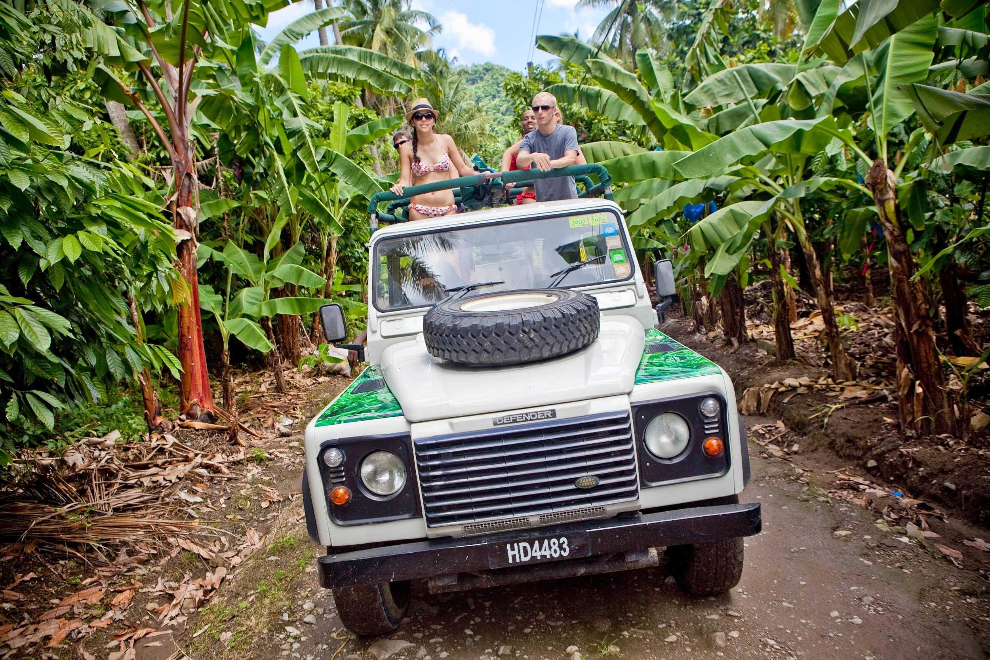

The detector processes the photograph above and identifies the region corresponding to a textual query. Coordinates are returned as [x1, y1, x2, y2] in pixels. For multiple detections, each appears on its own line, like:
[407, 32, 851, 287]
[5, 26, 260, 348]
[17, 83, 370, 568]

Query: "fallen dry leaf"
[937, 544, 964, 567]
[111, 589, 134, 610]
[47, 619, 84, 648]
[963, 538, 990, 552]
[175, 537, 214, 560]
[39, 606, 71, 621]
[177, 490, 204, 504]
[60, 586, 104, 607]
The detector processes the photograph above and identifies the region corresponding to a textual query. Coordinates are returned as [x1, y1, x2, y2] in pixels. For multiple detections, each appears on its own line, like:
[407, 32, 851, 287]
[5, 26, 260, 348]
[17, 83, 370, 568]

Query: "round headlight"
[360, 451, 407, 496]
[323, 447, 344, 468]
[644, 413, 691, 459]
[699, 397, 721, 418]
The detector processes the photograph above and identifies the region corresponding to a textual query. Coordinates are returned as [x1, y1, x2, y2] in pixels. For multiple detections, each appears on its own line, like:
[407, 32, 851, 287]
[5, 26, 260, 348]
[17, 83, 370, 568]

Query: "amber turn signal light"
[330, 486, 351, 506]
[703, 437, 724, 457]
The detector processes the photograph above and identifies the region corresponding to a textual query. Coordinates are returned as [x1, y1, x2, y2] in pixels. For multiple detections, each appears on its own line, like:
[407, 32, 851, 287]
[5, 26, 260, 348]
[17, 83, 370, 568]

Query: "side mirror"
[320, 304, 347, 343]
[654, 259, 676, 298]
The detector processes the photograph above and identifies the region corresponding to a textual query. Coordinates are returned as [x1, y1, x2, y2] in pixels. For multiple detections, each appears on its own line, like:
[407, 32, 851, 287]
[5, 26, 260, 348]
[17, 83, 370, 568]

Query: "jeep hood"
[381, 315, 646, 423]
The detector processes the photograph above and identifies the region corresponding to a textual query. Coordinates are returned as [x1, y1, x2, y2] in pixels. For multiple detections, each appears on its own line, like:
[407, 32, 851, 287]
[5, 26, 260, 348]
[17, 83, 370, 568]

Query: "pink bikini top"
[411, 138, 452, 177]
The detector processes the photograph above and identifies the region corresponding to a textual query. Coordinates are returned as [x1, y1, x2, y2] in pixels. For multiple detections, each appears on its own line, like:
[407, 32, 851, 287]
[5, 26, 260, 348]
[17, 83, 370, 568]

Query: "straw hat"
[405, 98, 439, 123]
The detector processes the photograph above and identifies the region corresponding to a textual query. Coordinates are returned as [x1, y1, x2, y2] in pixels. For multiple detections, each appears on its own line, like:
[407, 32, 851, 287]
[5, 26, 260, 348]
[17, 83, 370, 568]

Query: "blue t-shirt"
[518, 125, 579, 201]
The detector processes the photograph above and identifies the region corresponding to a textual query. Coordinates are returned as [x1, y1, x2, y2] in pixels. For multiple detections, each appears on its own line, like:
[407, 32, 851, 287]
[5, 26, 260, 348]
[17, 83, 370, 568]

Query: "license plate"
[488, 532, 590, 569]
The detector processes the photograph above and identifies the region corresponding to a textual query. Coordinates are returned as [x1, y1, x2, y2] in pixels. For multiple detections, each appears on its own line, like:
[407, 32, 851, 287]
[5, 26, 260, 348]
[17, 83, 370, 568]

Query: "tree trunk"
[314, 0, 330, 46]
[279, 285, 302, 367]
[939, 264, 979, 356]
[173, 143, 217, 422]
[220, 344, 243, 446]
[794, 222, 856, 381]
[781, 245, 798, 323]
[866, 159, 955, 435]
[311, 236, 339, 345]
[127, 293, 169, 433]
[261, 316, 287, 394]
[862, 238, 875, 307]
[105, 100, 141, 159]
[717, 274, 747, 345]
[768, 235, 796, 361]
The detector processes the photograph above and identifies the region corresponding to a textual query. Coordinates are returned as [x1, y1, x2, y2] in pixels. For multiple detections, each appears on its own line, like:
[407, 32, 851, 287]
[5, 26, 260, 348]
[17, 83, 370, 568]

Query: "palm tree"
[578, 0, 677, 64]
[339, 0, 440, 65]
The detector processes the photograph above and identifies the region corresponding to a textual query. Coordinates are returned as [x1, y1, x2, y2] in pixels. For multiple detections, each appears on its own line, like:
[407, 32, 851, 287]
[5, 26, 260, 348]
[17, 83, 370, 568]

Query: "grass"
[250, 448, 268, 464]
[190, 529, 317, 659]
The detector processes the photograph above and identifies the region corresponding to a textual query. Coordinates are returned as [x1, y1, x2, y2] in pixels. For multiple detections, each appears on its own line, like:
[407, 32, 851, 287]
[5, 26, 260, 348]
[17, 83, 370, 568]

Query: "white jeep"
[303, 167, 760, 636]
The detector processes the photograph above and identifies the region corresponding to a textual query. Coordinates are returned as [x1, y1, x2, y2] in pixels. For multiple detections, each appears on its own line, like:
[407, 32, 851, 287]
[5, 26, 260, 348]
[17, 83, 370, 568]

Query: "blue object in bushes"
[684, 202, 706, 222]
[708, 200, 718, 214]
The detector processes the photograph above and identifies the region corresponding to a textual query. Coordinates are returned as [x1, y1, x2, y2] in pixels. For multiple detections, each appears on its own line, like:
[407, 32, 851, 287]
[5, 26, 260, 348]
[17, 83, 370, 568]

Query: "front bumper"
[318, 502, 761, 588]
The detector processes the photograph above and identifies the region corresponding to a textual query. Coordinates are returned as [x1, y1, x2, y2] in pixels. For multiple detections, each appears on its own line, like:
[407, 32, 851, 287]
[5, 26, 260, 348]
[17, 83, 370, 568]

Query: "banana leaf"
[684, 64, 796, 109]
[706, 100, 767, 135]
[927, 145, 990, 174]
[298, 51, 412, 95]
[627, 177, 740, 227]
[597, 151, 693, 183]
[536, 34, 602, 65]
[585, 59, 664, 140]
[345, 115, 404, 155]
[904, 84, 990, 145]
[673, 117, 839, 178]
[226, 318, 274, 353]
[259, 7, 348, 65]
[804, 0, 941, 64]
[579, 141, 647, 163]
[689, 199, 780, 277]
[545, 84, 647, 128]
[868, 14, 938, 143]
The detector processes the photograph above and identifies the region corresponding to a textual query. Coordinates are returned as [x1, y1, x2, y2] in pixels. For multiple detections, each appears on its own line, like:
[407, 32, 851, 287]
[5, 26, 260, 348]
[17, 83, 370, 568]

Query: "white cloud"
[548, 0, 580, 7]
[438, 11, 497, 57]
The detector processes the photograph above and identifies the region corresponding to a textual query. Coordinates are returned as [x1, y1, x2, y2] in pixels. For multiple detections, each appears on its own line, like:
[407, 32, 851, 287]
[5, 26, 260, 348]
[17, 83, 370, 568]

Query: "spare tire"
[423, 288, 600, 366]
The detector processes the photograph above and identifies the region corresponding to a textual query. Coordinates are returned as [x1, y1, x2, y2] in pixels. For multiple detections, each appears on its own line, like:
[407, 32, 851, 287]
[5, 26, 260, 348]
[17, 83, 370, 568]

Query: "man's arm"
[550, 149, 577, 168]
[501, 139, 522, 172]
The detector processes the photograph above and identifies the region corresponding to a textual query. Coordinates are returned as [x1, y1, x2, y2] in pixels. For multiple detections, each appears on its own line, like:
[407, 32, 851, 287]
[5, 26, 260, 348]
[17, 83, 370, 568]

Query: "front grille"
[415, 411, 639, 528]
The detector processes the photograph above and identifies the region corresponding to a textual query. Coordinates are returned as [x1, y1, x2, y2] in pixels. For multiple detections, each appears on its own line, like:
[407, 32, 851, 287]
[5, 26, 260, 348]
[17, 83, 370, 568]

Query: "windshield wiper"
[444, 280, 505, 300]
[549, 255, 606, 287]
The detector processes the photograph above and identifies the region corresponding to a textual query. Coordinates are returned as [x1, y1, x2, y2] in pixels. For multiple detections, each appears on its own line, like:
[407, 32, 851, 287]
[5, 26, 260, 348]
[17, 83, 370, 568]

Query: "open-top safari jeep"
[302, 164, 760, 636]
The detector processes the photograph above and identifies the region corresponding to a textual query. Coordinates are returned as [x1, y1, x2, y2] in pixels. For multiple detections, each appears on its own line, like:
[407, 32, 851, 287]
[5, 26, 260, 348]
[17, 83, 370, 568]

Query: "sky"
[255, 0, 611, 72]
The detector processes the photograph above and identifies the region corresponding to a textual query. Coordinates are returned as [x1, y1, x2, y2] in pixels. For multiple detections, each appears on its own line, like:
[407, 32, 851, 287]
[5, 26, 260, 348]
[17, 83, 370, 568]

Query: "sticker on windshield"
[614, 263, 631, 278]
[602, 224, 619, 237]
[569, 213, 608, 229]
[609, 249, 627, 264]
[605, 235, 622, 250]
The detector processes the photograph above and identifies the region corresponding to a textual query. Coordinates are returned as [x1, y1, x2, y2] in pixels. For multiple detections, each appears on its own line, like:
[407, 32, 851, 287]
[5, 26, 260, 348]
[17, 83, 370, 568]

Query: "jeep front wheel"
[667, 537, 744, 596]
[332, 580, 409, 636]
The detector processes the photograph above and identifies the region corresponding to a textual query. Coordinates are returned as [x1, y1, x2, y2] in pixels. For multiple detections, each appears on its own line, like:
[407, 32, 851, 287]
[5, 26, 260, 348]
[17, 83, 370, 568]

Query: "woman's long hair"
[411, 126, 419, 165]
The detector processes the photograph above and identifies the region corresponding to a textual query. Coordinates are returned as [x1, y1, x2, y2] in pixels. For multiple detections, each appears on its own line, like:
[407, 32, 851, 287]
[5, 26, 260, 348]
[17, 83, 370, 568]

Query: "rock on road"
[196, 417, 989, 660]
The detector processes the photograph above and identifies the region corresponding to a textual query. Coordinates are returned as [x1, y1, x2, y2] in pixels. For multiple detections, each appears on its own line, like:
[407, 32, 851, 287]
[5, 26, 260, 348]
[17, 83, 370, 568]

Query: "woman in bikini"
[390, 98, 475, 220]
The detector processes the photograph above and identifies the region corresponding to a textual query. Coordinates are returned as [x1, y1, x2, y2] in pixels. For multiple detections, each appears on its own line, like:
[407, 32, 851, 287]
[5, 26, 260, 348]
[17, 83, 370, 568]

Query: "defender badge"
[574, 475, 600, 489]
[493, 409, 556, 426]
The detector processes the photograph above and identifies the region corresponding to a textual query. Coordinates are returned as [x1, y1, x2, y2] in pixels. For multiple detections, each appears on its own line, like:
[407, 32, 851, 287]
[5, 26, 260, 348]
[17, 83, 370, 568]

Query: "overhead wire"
[526, 0, 546, 68]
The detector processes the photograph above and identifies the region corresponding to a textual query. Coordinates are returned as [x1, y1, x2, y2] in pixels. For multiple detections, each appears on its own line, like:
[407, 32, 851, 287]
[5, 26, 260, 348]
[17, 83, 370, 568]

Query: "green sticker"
[609, 249, 627, 264]
[315, 365, 403, 427]
[568, 213, 608, 229]
[635, 329, 722, 385]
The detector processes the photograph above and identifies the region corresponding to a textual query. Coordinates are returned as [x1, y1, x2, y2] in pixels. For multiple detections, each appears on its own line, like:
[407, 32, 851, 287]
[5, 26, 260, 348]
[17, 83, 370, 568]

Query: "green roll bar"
[367, 163, 614, 231]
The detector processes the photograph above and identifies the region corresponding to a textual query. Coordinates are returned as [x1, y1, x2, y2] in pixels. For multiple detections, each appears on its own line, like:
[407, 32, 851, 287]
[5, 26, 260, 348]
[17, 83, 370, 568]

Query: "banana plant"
[199, 221, 329, 396]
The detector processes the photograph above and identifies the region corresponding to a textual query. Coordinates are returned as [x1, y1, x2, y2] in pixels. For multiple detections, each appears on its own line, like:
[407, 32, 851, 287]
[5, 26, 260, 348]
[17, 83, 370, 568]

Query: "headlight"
[360, 451, 407, 496]
[644, 412, 691, 459]
[699, 397, 720, 418]
[323, 447, 344, 468]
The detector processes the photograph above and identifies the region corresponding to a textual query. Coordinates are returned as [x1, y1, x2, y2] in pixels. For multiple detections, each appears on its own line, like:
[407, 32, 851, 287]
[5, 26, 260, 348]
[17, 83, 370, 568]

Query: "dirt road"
[171, 415, 989, 660]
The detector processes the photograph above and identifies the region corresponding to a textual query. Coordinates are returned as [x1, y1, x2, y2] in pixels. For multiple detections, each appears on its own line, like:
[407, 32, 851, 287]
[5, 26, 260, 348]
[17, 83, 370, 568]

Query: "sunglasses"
[532, 104, 555, 113]
[393, 139, 410, 149]
[412, 112, 435, 121]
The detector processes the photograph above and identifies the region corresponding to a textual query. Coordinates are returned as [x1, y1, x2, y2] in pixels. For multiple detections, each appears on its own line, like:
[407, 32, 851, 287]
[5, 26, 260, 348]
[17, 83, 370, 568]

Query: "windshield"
[373, 210, 633, 312]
